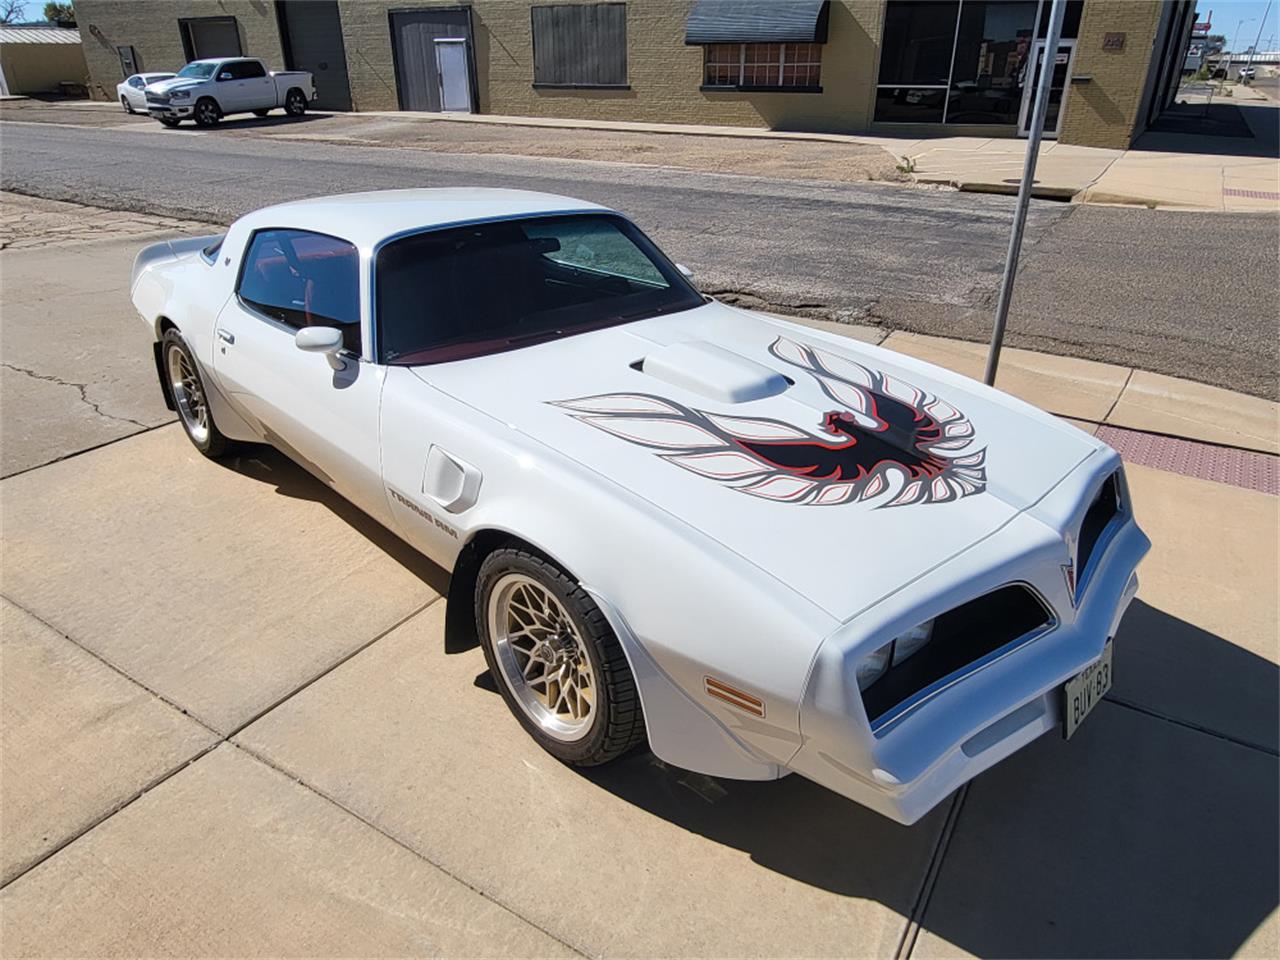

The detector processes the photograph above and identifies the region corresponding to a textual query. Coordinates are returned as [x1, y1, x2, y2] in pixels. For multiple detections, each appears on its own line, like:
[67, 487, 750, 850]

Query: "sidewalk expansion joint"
[1104, 695, 1279, 758]
[229, 739, 593, 959]
[0, 592, 446, 893]
[894, 783, 969, 960]
[0, 418, 176, 481]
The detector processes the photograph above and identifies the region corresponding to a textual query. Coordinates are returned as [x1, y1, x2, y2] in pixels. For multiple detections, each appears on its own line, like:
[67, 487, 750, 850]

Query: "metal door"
[1018, 40, 1076, 138]
[435, 39, 472, 113]
[279, 0, 352, 111]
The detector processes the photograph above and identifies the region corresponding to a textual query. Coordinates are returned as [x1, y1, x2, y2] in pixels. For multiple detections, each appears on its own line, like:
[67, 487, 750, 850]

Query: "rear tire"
[194, 97, 221, 127]
[476, 548, 646, 767]
[161, 328, 230, 459]
[284, 89, 307, 117]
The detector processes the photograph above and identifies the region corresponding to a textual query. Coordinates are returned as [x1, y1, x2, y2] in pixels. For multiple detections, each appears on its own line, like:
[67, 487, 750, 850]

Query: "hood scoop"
[635, 341, 790, 403]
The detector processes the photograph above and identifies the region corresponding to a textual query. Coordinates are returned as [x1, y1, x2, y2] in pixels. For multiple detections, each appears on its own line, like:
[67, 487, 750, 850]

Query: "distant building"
[0, 23, 88, 95]
[72, 0, 1202, 150]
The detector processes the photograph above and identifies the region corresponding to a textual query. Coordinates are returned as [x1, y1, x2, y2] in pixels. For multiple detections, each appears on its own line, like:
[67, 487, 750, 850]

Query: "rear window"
[230, 60, 266, 79]
[237, 228, 361, 350]
[375, 213, 701, 365]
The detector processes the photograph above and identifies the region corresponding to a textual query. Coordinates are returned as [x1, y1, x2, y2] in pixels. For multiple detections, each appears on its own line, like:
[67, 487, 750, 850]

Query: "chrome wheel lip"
[166, 342, 210, 445]
[487, 573, 597, 743]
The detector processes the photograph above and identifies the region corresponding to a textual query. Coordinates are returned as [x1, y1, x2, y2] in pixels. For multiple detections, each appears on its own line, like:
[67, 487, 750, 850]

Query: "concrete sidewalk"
[0, 193, 1276, 958]
[357, 102, 1280, 212]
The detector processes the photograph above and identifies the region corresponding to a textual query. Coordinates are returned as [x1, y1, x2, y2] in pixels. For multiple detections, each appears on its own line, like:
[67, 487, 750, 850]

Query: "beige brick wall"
[71, 0, 1157, 149]
[340, 0, 883, 133]
[1059, 0, 1164, 149]
[76, 0, 283, 101]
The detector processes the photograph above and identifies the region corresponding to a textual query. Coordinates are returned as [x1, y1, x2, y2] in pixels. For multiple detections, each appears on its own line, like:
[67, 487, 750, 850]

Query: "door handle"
[216, 329, 235, 345]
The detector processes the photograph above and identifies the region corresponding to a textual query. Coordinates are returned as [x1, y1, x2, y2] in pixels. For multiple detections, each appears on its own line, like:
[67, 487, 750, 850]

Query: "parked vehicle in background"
[129, 188, 1149, 825]
[1238, 66, 1256, 81]
[144, 58, 314, 128]
[116, 72, 176, 113]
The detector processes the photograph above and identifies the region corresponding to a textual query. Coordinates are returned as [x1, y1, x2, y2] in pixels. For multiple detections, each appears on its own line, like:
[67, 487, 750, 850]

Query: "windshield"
[376, 214, 703, 365]
[177, 62, 218, 79]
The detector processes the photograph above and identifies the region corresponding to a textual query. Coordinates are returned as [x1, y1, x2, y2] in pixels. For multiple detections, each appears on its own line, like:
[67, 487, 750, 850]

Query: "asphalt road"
[2, 118, 1275, 398]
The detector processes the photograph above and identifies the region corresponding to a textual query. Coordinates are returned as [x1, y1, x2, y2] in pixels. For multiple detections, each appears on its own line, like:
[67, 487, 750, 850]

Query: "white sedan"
[130, 189, 1149, 824]
[116, 72, 176, 113]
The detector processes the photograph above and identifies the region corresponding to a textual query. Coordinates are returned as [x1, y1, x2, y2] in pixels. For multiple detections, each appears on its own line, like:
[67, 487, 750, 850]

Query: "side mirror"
[218, 72, 233, 81]
[295, 326, 346, 370]
[676, 263, 695, 282]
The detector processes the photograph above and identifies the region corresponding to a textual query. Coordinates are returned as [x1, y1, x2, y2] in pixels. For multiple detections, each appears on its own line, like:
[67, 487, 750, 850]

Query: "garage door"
[390, 8, 474, 112]
[279, 0, 352, 111]
[180, 17, 242, 61]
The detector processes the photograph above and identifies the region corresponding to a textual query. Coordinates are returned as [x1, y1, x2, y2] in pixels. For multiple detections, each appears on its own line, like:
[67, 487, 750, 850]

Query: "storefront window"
[946, 1, 1037, 124]
[875, 0, 1081, 126]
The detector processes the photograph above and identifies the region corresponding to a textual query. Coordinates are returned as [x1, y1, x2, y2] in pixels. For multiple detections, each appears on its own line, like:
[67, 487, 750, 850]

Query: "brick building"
[74, 0, 1197, 150]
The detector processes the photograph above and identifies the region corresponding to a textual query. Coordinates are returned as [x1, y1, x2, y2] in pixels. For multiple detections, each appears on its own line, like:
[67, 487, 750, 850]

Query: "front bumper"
[147, 103, 192, 119]
[788, 453, 1150, 824]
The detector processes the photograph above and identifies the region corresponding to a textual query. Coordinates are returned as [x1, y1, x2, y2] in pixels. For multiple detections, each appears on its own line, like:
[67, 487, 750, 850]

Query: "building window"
[874, 0, 1080, 125]
[531, 3, 628, 88]
[703, 42, 822, 90]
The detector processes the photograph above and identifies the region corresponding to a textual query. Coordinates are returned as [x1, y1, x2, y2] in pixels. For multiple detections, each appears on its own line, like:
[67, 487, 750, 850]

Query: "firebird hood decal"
[551, 337, 987, 507]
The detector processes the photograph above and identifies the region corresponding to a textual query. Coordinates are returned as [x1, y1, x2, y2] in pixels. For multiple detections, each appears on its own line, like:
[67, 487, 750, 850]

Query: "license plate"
[1063, 640, 1113, 739]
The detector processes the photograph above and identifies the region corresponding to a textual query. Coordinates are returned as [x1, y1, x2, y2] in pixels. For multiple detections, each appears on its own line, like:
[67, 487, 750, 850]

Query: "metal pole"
[1242, 1, 1272, 80]
[983, 0, 1067, 386]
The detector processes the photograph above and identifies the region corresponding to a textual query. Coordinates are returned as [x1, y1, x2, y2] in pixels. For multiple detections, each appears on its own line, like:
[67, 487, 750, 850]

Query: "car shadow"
[221, 444, 449, 597]
[201, 111, 335, 132]
[225, 449, 1276, 956]
[477, 601, 1278, 958]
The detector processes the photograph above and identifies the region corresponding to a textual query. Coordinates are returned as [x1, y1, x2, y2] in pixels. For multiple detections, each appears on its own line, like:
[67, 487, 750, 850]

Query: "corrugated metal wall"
[531, 2, 627, 86]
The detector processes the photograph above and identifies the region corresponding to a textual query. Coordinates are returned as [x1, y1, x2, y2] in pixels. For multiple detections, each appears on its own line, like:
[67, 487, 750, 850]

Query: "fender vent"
[704, 676, 765, 717]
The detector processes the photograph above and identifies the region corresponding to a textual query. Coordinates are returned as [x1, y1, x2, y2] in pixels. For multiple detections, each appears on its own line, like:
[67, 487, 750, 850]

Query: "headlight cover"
[170, 90, 190, 100]
[855, 618, 936, 691]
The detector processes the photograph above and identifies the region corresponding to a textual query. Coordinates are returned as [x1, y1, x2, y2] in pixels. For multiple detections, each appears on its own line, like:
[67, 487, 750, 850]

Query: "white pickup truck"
[145, 57, 314, 128]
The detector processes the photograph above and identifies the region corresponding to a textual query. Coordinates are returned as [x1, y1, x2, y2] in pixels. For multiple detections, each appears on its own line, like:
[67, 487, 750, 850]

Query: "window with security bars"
[703, 42, 822, 89]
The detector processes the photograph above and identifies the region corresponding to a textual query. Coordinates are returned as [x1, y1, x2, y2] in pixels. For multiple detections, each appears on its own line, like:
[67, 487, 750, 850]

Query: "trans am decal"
[552, 337, 987, 507]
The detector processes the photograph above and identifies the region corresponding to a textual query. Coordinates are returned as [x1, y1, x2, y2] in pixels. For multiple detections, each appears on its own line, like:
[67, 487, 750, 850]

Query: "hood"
[146, 77, 205, 96]
[420, 302, 1100, 620]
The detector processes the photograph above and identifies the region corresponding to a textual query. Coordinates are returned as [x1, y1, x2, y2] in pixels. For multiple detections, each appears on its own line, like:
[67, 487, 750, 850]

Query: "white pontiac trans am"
[131, 189, 1149, 824]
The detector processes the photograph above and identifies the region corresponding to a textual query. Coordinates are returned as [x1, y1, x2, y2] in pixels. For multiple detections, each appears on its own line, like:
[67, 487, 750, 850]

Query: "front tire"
[193, 97, 221, 127]
[477, 549, 645, 766]
[121, 95, 134, 114]
[284, 89, 307, 117]
[162, 329, 229, 459]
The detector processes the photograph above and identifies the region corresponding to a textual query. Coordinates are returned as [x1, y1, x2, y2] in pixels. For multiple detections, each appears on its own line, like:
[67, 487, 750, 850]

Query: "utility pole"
[1242, 1, 1272, 80]
[983, 0, 1066, 386]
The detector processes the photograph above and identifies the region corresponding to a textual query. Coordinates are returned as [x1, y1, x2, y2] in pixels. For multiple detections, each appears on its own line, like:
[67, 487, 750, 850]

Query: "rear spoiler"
[130, 234, 223, 290]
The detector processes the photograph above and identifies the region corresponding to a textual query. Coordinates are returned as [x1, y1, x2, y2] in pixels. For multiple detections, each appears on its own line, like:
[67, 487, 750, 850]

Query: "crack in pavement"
[1, 361, 151, 429]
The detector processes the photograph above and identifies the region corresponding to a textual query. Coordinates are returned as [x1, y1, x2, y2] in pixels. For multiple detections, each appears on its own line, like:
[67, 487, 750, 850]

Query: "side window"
[237, 229, 362, 353]
[128, 76, 144, 88]
[218, 61, 241, 80]
[239, 60, 266, 79]
[201, 235, 224, 264]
